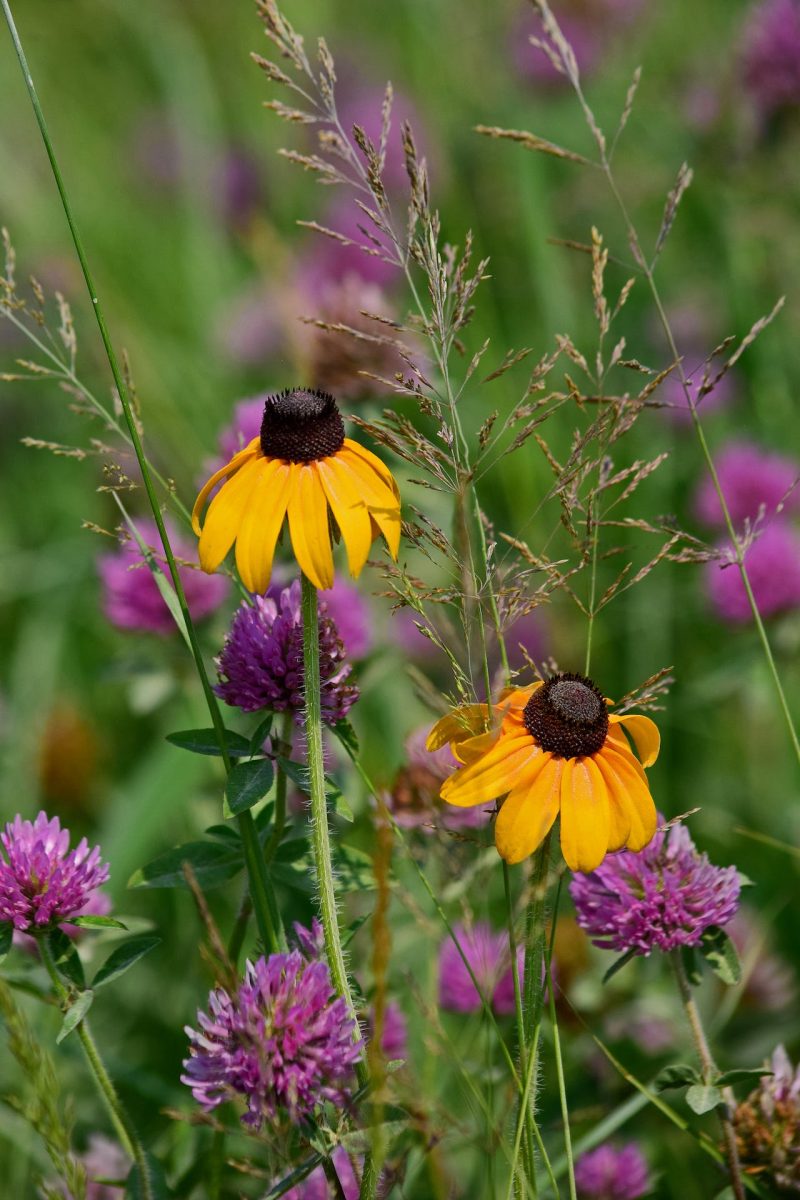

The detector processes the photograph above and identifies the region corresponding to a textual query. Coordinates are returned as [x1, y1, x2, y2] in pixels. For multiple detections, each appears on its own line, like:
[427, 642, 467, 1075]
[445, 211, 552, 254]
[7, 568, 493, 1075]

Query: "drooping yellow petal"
[317, 458, 373, 577]
[337, 449, 400, 511]
[498, 683, 542, 711]
[343, 437, 399, 495]
[609, 713, 661, 767]
[495, 753, 559, 865]
[286, 464, 335, 591]
[604, 730, 649, 784]
[441, 734, 540, 808]
[192, 438, 261, 535]
[596, 747, 657, 852]
[198, 457, 262, 574]
[605, 783, 633, 853]
[453, 728, 501, 765]
[559, 757, 610, 873]
[234, 460, 292, 594]
[368, 502, 401, 560]
[427, 705, 491, 752]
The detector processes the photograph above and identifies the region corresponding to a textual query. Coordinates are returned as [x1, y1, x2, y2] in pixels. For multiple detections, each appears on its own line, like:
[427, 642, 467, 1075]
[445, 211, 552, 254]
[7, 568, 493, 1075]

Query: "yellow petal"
[441, 734, 540, 808]
[453, 728, 502, 765]
[198, 457, 262, 574]
[192, 438, 261, 535]
[495, 753, 559, 865]
[234, 461, 292, 594]
[610, 713, 660, 767]
[318, 458, 373, 577]
[427, 705, 490, 751]
[286, 464, 335, 591]
[337, 449, 400, 511]
[559, 757, 610, 873]
[343, 437, 398, 494]
[596, 747, 657, 852]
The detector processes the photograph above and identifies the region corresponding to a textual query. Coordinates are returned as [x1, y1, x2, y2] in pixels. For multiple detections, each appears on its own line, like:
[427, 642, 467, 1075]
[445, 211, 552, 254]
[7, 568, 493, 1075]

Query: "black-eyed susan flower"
[192, 388, 401, 593]
[426, 673, 659, 874]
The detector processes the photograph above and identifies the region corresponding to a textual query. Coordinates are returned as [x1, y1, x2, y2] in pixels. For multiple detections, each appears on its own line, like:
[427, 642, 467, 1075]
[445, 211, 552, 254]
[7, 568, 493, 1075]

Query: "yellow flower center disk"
[523, 672, 609, 759]
[260, 388, 345, 464]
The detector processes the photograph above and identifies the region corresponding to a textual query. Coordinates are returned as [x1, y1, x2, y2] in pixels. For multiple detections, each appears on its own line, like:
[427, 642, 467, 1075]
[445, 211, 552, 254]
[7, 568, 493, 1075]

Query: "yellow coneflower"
[192, 389, 401, 593]
[426, 673, 659, 873]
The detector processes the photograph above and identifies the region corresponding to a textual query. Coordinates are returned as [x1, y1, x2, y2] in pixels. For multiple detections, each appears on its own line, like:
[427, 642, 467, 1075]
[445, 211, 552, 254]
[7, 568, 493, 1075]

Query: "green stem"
[670, 952, 746, 1200]
[38, 937, 152, 1199]
[300, 574, 360, 1035]
[0, 0, 282, 952]
[299, 576, 376, 1200]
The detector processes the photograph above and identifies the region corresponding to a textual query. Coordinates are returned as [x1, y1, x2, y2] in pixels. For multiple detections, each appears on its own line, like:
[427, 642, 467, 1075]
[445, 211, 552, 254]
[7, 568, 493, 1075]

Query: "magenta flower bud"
[574, 1142, 651, 1199]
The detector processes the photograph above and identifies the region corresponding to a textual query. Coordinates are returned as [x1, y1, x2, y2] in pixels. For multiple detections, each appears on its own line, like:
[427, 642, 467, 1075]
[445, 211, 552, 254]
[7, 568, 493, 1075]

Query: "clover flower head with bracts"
[734, 1044, 800, 1194]
[427, 673, 659, 873]
[193, 388, 401, 593]
[574, 1141, 651, 1200]
[569, 818, 741, 956]
[214, 581, 359, 722]
[0, 812, 110, 933]
[181, 946, 362, 1128]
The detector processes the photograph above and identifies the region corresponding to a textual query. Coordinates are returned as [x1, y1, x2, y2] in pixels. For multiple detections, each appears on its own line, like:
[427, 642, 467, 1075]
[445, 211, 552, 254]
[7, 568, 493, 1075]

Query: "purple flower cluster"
[182, 945, 361, 1128]
[439, 923, 523, 1016]
[214, 581, 359, 723]
[706, 525, 800, 623]
[574, 1142, 651, 1200]
[694, 440, 800, 624]
[570, 821, 741, 957]
[0, 812, 109, 933]
[740, 0, 800, 122]
[98, 519, 228, 636]
[695, 441, 800, 527]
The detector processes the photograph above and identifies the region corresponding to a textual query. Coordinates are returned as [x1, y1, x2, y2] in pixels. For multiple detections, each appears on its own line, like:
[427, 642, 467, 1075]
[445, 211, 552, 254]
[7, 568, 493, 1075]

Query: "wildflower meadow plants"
[0, 1, 798, 1199]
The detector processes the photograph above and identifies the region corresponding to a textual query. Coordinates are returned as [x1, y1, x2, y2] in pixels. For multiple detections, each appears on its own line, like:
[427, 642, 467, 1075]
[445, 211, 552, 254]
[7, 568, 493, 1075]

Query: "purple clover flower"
[574, 1142, 651, 1199]
[214, 581, 359, 723]
[741, 0, 800, 122]
[98, 519, 228, 636]
[570, 820, 741, 957]
[438, 923, 523, 1015]
[182, 947, 362, 1128]
[694, 440, 800, 528]
[0, 812, 109, 933]
[705, 523, 800, 623]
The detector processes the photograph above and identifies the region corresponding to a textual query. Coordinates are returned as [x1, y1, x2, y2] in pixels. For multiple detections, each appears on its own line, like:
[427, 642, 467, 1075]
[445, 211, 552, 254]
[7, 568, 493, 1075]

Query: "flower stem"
[0, 0, 282, 954]
[670, 952, 746, 1200]
[300, 575, 359, 1032]
[299, 575, 376, 1200]
[37, 936, 153, 1200]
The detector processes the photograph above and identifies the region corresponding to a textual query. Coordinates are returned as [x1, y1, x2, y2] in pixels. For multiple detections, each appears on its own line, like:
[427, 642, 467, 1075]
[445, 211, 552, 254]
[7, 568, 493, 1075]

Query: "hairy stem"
[503, 863, 538, 1195]
[0, 0, 282, 953]
[546, 878, 576, 1200]
[671, 952, 746, 1200]
[299, 576, 376, 1200]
